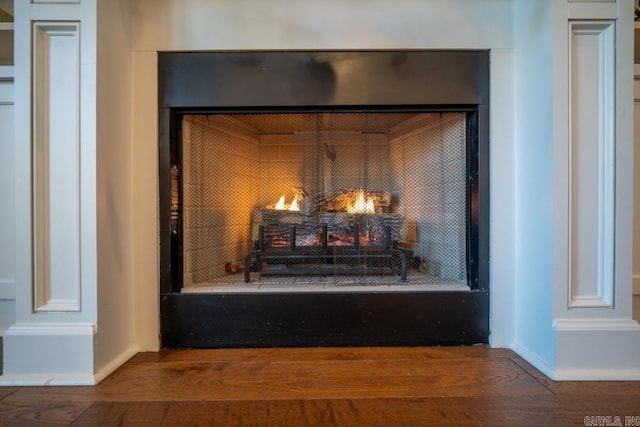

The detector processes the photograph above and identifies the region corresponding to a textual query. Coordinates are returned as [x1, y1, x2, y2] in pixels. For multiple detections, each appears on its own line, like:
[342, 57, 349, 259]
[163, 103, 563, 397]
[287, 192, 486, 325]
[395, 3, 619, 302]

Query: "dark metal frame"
[158, 50, 490, 348]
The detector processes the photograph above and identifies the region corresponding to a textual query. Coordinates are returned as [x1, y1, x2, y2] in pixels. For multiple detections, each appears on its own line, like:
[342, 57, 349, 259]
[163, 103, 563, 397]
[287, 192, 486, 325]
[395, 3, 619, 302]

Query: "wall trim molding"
[31, 21, 82, 313]
[511, 319, 640, 381]
[4, 322, 96, 336]
[510, 342, 555, 380]
[554, 318, 640, 331]
[0, 374, 96, 386]
[553, 368, 640, 381]
[554, 319, 640, 380]
[0, 325, 139, 386]
[93, 345, 139, 384]
[633, 274, 640, 295]
[0, 322, 96, 385]
[567, 20, 616, 309]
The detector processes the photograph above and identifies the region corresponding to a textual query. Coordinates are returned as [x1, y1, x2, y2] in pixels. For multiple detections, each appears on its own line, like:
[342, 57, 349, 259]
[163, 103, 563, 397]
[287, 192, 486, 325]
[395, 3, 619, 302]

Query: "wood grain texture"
[70, 396, 640, 427]
[1, 346, 640, 426]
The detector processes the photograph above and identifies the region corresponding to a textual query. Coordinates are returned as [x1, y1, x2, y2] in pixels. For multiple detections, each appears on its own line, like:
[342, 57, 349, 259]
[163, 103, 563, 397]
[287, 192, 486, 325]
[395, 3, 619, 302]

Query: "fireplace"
[159, 51, 489, 348]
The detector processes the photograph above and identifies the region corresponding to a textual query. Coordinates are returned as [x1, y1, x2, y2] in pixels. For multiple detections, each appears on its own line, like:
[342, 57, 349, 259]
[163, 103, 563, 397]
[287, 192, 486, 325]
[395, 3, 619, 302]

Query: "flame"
[289, 195, 299, 211]
[274, 195, 286, 210]
[271, 195, 300, 211]
[347, 189, 375, 214]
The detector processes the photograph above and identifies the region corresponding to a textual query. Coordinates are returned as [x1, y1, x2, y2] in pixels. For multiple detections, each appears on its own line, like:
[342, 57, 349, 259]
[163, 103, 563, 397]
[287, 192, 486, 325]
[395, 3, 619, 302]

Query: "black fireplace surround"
[158, 50, 490, 348]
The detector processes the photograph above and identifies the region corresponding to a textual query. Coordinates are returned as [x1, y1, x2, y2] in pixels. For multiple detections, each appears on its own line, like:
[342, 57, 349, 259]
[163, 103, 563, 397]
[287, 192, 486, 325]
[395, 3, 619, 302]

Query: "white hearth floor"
[181, 271, 470, 294]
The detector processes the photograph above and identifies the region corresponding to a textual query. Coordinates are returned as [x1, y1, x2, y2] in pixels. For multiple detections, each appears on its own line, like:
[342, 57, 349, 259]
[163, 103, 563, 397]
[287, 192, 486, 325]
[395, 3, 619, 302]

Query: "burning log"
[247, 190, 408, 282]
[251, 208, 407, 248]
[310, 189, 391, 214]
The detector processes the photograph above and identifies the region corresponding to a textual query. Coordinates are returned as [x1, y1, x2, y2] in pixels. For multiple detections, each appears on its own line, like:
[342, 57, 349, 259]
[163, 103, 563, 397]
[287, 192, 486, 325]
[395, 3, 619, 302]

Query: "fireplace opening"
[177, 111, 473, 293]
[159, 51, 489, 348]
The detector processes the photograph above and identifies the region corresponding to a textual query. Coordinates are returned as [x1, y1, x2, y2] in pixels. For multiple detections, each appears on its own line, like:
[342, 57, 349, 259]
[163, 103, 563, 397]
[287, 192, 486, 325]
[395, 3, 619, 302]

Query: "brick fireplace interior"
[158, 51, 489, 348]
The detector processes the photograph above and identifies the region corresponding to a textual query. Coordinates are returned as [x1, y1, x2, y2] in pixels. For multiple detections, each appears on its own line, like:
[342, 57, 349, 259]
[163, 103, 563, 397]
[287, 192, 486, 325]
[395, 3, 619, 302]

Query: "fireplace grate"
[244, 223, 407, 282]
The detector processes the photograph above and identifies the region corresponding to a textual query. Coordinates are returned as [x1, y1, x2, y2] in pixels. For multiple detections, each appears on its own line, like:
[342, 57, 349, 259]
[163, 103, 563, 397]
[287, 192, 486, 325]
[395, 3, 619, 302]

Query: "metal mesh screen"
[182, 112, 468, 287]
[389, 113, 468, 282]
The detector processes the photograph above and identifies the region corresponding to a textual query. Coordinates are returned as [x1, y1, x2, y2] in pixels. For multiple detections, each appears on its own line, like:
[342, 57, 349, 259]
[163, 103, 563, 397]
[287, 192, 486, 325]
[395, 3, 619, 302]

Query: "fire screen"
[179, 111, 469, 290]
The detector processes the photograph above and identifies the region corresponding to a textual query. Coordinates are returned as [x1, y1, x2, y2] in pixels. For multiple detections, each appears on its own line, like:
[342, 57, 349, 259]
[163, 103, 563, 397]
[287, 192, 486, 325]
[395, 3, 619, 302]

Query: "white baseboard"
[0, 374, 96, 386]
[0, 325, 139, 386]
[554, 318, 640, 380]
[634, 274, 640, 295]
[0, 323, 96, 386]
[93, 345, 139, 384]
[553, 368, 640, 381]
[513, 319, 640, 381]
[510, 342, 555, 380]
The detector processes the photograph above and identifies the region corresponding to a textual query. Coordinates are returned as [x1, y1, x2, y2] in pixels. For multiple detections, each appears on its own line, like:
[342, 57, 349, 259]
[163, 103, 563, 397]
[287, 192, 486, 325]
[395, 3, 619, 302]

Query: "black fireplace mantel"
[158, 50, 490, 348]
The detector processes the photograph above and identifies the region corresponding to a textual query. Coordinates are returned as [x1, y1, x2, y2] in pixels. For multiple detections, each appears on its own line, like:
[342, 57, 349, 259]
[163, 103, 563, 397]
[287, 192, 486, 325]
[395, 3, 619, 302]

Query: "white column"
[1, 0, 99, 385]
[552, 0, 640, 380]
[0, 62, 15, 335]
[635, 61, 640, 296]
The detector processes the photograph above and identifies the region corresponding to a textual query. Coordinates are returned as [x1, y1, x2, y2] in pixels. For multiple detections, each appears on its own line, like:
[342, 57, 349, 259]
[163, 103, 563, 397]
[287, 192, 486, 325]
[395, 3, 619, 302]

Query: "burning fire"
[271, 195, 300, 211]
[289, 195, 299, 211]
[347, 189, 375, 214]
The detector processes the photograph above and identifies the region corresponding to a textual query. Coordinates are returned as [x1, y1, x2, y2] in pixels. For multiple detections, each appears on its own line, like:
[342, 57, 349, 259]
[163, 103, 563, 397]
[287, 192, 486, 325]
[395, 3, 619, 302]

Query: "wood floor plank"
[0, 400, 93, 426]
[0, 387, 18, 400]
[4, 357, 549, 403]
[69, 396, 640, 427]
[126, 351, 171, 364]
[2, 347, 640, 426]
[156, 345, 515, 363]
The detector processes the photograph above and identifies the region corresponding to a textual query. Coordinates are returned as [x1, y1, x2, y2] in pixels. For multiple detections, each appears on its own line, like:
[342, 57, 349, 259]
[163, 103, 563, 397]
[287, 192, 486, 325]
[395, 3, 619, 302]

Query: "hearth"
[158, 51, 490, 348]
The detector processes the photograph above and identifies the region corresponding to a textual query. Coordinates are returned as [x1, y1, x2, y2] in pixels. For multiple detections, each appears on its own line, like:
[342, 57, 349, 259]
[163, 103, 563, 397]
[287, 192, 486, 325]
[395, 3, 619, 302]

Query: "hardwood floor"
[1, 345, 640, 426]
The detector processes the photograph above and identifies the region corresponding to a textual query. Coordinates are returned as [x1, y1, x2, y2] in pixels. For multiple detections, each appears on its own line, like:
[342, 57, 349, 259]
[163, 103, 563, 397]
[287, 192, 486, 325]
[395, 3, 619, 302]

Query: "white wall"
[132, 0, 514, 51]
[131, 0, 517, 350]
[94, 0, 137, 379]
[512, 0, 556, 372]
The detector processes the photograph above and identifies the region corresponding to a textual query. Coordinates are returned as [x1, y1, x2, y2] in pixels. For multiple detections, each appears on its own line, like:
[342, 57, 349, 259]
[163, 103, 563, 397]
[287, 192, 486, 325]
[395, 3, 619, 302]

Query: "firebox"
[159, 51, 489, 348]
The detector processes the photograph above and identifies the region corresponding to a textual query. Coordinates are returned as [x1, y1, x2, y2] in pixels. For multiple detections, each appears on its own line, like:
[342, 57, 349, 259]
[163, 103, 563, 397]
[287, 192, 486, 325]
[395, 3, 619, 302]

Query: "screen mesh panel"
[182, 112, 468, 287]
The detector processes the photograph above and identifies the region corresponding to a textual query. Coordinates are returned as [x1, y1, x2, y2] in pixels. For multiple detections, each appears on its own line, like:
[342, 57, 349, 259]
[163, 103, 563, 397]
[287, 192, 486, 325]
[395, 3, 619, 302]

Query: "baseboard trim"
[552, 368, 640, 381]
[554, 318, 640, 380]
[0, 374, 96, 386]
[4, 323, 97, 335]
[93, 345, 139, 384]
[510, 342, 555, 380]
[0, 323, 96, 385]
[554, 318, 640, 331]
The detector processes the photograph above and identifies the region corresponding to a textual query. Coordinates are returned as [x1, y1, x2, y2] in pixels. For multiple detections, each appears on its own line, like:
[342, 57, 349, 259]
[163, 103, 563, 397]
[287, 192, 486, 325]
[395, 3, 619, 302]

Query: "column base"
[553, 318, 640, 380]
[0, 323, 96, 386]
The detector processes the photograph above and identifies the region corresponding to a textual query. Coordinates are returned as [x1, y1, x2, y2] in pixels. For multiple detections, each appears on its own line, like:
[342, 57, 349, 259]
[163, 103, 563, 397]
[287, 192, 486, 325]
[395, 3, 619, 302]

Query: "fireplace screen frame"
[158, 50, 490, 348]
